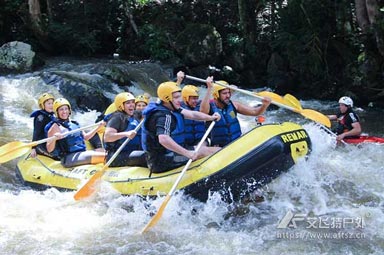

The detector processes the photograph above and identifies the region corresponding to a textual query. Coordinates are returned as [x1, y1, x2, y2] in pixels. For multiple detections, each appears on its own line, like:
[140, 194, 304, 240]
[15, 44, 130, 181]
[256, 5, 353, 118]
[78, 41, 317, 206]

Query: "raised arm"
[200, 76, 214, 114]
[233, 97, 271, 116]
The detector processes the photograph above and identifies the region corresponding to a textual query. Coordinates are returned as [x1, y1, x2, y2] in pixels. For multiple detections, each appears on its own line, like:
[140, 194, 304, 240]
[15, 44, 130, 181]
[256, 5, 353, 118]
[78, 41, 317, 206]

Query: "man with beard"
[200, 79, 271, 147]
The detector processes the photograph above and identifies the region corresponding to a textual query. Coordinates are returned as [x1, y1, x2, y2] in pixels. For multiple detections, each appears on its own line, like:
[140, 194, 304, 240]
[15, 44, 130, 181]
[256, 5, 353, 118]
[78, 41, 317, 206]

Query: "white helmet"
[338, 96, 353, 107]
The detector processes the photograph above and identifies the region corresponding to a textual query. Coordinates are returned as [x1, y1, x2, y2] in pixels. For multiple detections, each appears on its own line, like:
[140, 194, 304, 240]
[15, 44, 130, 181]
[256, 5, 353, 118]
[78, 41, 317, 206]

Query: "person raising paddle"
[45, 98, 106, 167]
[200, 78, 271, 147]
[327, 96, 362, 141]
[30, 93, 57, 159]
[141, 81, 221, 174]
[176, 71, 212, 147]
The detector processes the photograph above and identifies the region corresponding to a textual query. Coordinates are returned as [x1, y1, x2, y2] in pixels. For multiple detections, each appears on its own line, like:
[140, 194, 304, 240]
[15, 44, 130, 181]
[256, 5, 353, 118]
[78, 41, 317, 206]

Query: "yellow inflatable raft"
[16, 122, 311, 201]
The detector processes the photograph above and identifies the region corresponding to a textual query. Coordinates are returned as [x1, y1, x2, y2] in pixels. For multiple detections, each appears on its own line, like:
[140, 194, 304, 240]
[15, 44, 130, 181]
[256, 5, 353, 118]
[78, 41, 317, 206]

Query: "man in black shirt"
[142, 81, 220, 174]
[327, 96, 362, 141]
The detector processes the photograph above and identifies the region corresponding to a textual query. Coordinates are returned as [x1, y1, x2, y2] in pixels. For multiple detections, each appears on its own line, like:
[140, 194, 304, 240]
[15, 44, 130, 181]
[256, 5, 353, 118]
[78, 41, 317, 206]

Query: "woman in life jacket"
[135, 94, 150, 113]
[327, 96, 362, 141]
[45, 98, 106, 168]
[30, 93, 57, 158]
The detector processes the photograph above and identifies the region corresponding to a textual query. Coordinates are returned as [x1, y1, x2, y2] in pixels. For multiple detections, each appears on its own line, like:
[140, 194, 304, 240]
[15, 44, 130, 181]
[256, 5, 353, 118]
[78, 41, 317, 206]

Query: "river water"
[0, 68, 383, 254]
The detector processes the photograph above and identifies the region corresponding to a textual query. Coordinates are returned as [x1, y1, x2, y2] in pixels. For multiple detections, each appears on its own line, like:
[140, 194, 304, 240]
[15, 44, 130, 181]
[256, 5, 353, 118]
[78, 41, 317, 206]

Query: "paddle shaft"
[1, 121, 103, 154]
[185, 75, 299, 112]
[104, 119, 144, 168]
[185, 75, 331, 128]
[318, 124, 348, 145]
[168, 120, 216, 196]
[141, 121, 216, 233]
[73, 119, 144, 201]
[34, 122, 104, 147]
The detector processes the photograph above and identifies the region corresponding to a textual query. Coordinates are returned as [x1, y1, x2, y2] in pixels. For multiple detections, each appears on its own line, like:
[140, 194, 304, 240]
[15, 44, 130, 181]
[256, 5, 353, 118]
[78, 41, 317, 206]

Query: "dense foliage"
[1, 0, 383, 105]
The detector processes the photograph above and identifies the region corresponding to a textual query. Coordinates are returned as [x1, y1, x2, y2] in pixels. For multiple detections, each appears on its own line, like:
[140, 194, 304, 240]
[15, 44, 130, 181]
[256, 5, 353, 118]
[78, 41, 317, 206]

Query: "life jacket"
[30, 110, 56, 142]
[210, 101, 241, 146]
[104, 111, 142, 152]
[181, 102, 205, 145]
[45, 119, 86, 155]
[335, 108, 360, 135]
[30, 109, 55, 120]
[141, 102, 185, 152]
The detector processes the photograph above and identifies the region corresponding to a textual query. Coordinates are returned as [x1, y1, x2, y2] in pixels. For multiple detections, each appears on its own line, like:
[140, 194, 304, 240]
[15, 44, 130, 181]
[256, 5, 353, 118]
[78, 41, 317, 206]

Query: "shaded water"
[0, 66, 384, 254]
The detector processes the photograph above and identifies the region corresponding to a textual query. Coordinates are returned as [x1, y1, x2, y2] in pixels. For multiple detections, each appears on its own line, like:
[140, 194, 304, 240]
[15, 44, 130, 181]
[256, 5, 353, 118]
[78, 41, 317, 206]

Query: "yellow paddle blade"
[300, 109, 331, 128]
[141, 195, 171, 233]
[0, 141, 30, 164]
[256, 91, 286, 105]
[283, 94, 303, 110]
[105, 103, 117, 115]
[0, 141, 25, 155]
[73, 168, 105, 200]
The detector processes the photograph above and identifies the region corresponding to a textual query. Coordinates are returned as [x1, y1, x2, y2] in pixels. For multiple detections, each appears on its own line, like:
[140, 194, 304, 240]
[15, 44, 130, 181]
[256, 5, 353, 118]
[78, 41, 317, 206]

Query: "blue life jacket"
[181, 102, 205, 145]
[45, 120, 86, 155]
[30, 109, 55, 120]
[30, 110, 56, 141]
[105, 112, 142, 152]
[141, 102, 185, 152]
[210, 101, 241, 146]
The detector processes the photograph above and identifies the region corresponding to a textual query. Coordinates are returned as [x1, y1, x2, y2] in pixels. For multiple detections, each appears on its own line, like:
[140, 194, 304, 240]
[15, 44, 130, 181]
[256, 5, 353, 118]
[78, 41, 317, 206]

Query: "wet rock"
[0, 41, 43, 74]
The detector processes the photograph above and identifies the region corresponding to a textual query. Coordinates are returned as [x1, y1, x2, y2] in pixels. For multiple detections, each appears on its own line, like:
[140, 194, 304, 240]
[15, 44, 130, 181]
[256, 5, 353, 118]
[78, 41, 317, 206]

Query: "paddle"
[283, 94, 303, 110]
[141, 121, 216, 233]
[318, 124, 348, 145]
[278, 94, 348, 145]
[256, 91, 288, 106]
[0, 122, 103, 164]
[185, 75, 331, 128]
[73, 119, 145, 201]
[105, 103, 117, 115]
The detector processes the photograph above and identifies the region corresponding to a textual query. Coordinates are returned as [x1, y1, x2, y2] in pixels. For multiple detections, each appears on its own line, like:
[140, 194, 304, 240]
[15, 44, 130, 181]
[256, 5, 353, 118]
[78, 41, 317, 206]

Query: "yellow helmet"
[38, 93, 54, 109]
[53, 98, 71, 116]
[114, 92, 135, 111]
[212, 80, 229, 99]
[182, 85, 199, 103]
[135, 94, 149, 105]
[157, 81, 181, 102]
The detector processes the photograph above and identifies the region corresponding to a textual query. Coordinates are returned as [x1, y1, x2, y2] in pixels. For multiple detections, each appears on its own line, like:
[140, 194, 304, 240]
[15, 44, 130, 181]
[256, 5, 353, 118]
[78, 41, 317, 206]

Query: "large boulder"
[0, 41, 42, 74]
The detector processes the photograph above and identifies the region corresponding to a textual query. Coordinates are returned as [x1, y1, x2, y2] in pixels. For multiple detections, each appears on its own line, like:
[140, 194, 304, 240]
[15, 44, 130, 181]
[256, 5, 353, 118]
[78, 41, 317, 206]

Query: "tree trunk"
[354, 0, 384, 56]
[124, 2, 139, 35]
[238, 0, 258, 43]
[28, 0, 45, 36]
[46, 0, 53, 20]
[354, 0, 370, 32]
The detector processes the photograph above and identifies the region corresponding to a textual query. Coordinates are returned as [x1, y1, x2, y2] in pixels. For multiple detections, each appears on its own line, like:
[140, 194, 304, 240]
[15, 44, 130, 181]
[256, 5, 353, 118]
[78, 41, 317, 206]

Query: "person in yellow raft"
[30, 93, 57, 159]
[176, 71, 213, 147]
[45, 98, 106, 168]
[103, 92, 147, 167]
[141, 81, 221, 174]
[135, 94, 150, 112]
[200, 78, 271, 147]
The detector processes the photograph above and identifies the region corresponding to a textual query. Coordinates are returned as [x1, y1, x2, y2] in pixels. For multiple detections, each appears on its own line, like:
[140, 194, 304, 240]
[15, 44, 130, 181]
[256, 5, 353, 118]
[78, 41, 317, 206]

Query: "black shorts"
[146, 152, 189, 174]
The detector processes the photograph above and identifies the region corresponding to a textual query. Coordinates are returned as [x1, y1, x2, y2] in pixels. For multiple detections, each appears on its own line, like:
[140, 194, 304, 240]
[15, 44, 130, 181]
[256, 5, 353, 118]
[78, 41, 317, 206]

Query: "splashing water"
[1, 73, 384, 255]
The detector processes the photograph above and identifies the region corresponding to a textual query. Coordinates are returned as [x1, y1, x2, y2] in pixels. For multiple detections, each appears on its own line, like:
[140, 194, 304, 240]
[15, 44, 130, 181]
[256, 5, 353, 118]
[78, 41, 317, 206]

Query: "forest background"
[1, 0, 384, 106]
